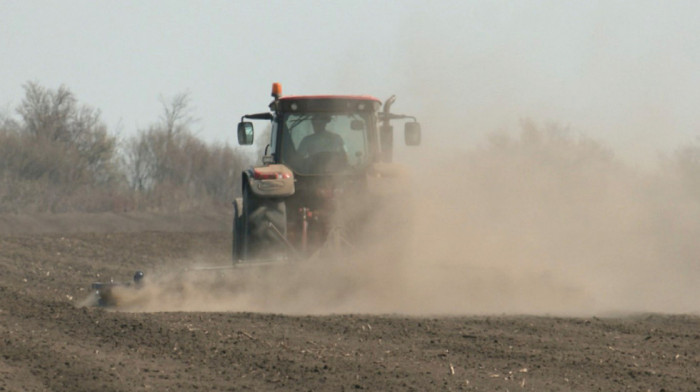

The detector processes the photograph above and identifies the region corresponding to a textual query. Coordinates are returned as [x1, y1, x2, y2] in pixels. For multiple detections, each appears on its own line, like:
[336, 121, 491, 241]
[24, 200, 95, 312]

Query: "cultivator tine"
[307, 225, 360, 261]
[266, 221, 304, 261]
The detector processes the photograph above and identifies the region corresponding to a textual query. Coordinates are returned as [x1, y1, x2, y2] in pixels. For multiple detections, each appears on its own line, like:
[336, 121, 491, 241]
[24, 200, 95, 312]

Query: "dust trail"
[116, 4, 700, 315]
[114, 124, 699, 315]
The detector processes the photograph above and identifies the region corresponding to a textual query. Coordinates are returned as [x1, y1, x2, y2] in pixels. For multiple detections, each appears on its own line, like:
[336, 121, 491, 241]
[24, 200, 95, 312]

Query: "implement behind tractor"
[233, 83, 421, 262]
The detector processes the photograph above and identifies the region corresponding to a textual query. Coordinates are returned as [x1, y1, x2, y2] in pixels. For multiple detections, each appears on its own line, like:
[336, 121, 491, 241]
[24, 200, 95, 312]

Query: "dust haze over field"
[391, 7, 700, 315]
[98, 5, 700, 317]
[104, 6, 700, 316]
[111, 121, 700, 316]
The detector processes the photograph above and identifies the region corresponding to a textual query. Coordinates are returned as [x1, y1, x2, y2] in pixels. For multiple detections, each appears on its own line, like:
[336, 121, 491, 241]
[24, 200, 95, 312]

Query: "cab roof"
[275, 95, 382, 113]
[279, 95, 381, 103]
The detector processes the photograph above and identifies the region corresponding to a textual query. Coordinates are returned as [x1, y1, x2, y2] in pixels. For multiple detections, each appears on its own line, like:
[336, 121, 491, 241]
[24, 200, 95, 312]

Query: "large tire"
[241, 184, 287, 261]
[232, 198, 243, 263]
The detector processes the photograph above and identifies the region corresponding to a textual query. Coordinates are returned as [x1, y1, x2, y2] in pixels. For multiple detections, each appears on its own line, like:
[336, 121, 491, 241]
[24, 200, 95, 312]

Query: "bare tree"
[123, 92, 245, 209]
[159, 92, 196, 138]
[0, 83, 122, 211]
[14, 82, 118, 183]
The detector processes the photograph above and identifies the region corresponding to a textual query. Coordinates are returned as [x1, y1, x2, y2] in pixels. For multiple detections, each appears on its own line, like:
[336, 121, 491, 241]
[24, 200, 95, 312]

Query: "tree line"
[2, 82, 700, 215]
[0, 82, 248, 213]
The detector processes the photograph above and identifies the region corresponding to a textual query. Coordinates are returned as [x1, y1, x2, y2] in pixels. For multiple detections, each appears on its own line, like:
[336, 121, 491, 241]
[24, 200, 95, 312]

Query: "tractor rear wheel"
[232, 198, 243, 262]
[242, 185, 287, 261]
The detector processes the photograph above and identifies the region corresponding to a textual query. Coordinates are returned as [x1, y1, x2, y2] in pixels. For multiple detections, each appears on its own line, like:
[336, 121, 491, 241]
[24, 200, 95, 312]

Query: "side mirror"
[237, 122, 254, 145]
[404, 122, 421, 146]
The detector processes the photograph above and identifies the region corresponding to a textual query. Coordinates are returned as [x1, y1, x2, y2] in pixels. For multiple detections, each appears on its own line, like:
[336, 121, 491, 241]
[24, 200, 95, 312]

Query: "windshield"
[280, 112, 370, 174]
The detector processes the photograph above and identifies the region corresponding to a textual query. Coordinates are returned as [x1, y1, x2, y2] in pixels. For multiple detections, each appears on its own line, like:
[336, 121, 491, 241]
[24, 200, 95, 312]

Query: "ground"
[0, 215, 698, 391]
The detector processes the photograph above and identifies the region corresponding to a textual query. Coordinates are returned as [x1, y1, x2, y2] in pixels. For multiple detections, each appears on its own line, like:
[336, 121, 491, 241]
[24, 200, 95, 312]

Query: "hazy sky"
[2, 1, 700, 162]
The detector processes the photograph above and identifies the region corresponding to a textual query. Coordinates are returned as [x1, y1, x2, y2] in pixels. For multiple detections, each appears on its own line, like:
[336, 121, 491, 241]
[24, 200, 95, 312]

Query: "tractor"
[87, 83, 420, 307]
[233, 83, 421, 262]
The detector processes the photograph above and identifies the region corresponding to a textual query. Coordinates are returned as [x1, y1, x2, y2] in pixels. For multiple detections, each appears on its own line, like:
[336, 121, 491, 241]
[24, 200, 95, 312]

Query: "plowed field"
[1, 215, 698, 391]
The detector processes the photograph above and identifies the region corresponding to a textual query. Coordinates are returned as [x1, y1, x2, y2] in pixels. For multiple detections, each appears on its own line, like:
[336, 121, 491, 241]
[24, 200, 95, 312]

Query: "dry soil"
[0, 215, 698, 391]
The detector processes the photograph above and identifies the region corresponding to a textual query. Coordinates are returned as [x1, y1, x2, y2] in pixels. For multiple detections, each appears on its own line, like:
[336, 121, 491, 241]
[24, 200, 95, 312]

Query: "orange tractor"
[233, 83, 421, 262]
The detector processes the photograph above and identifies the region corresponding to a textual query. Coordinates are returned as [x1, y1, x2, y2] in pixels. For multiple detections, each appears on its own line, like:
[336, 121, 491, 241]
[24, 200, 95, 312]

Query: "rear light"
[253, 169, 292, 180]
[298, 208, 313, 218]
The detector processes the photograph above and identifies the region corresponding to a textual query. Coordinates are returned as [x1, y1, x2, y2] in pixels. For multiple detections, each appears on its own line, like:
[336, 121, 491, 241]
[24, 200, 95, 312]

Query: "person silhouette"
[297, 114, 344, 157]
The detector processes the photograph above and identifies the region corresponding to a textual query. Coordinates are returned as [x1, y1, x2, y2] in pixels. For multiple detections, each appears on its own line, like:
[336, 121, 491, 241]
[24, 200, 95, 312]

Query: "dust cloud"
[101, 5, 700, 316]
[113, 122, 699, 315]
[400, 122, 700, 315]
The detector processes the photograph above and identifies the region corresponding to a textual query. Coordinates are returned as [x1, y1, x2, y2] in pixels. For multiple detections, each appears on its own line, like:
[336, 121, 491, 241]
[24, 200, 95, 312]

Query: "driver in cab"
[297, 114, 345, 157]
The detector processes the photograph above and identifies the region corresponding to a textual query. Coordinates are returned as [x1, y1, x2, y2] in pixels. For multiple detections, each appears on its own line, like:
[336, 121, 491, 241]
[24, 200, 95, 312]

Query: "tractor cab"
[275, 99, 379, 175]
[238, 83, 420, 172]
